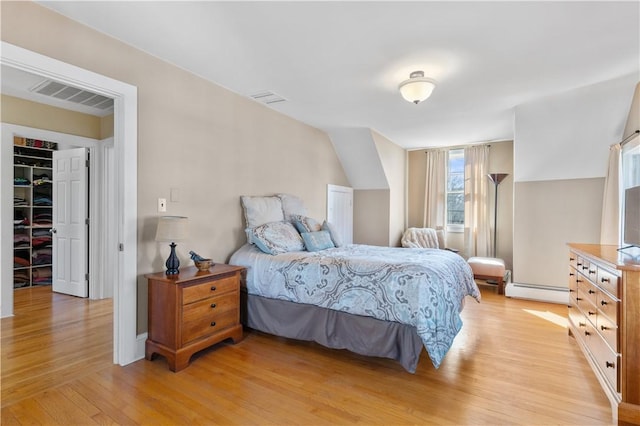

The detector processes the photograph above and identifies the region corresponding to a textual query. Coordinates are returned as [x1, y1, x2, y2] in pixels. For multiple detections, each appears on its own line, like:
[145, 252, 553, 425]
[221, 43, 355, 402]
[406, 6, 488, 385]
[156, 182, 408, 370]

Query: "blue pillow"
[301, 230, 335, 252]
[322, 220, 343, 247]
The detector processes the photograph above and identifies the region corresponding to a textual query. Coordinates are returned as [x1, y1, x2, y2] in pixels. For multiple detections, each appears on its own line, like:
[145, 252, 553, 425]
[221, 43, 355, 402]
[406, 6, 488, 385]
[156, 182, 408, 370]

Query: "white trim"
[1, 42, 139, 366]
[505, 282, 569, 304]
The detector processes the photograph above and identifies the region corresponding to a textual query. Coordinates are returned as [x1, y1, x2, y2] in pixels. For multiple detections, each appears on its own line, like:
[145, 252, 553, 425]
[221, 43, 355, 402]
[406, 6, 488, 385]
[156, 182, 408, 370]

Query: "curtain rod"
[621, 129, 640, 147]
[424, 144, 491, 153]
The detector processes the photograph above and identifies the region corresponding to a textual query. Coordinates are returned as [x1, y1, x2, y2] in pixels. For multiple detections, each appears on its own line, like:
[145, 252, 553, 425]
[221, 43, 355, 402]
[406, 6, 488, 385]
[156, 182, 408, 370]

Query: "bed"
[231, 194, 481, 373]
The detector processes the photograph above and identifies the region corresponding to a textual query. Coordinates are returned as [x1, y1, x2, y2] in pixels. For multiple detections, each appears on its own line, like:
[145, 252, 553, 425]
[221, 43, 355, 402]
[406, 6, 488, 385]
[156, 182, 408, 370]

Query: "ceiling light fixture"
[399, 71, 436, 104]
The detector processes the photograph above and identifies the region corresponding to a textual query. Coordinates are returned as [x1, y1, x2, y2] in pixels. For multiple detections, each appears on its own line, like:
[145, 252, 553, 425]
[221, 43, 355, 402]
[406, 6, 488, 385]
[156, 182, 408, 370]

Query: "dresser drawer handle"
[582, 266, 589, 270]
[569, 273, 575, 276]
[600, 300, 608, 306]
[576, 279, 583, 283]
[588, 290, 595, 294]
[210, 321, 216, 327]
[600, 325, 609, 331]
[569, 289, 575, 293]
[577, 263, 583, 266]
[588, 311, 596, 316]
[576, 297, 582, 301]
[601, 277, 610, 283]
[579, 322, 586, 327]
[605, 361, 615, 369]
[210, 286, 217, 291]
[570, 257, 575, 261]
[584, 330, 591, 336]
[589, 269, 596, 274]
[210, 303, 217, 308]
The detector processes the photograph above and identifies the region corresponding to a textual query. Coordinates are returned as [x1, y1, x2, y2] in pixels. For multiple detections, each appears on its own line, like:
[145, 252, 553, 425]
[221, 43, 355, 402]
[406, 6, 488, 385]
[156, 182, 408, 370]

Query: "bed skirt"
[241, 290, 424, 373]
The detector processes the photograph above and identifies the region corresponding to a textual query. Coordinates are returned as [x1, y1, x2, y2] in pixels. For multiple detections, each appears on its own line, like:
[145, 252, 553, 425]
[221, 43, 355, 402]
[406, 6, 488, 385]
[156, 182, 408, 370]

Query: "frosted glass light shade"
[155, 216, 189, 242]
[399, 71, 436, 104]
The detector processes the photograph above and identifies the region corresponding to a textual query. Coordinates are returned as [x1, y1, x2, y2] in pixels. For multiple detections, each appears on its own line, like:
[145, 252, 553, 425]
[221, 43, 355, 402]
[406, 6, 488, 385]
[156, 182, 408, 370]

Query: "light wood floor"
[1, 284, 614, 425]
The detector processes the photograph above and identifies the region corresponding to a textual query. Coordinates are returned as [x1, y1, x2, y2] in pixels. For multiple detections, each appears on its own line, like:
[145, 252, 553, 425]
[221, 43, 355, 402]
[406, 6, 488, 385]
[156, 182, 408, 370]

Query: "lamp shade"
[399, 71, 436, 104]
[155, 216, 189, 242]
[487, 173, 509, 185]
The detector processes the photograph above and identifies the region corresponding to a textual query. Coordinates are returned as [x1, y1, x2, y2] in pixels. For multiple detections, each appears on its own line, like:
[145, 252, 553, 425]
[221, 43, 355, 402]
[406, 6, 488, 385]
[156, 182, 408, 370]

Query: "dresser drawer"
[182, 293, 239, 345]
[597, 312, 619, 353]
[576, 256, 590, 275]
[568, 267, 578, 301]
[182, 275, 238, 304]
[588, 325, 620, 393]
[597, 268, 619, 298]
[597, 288, 619, 324]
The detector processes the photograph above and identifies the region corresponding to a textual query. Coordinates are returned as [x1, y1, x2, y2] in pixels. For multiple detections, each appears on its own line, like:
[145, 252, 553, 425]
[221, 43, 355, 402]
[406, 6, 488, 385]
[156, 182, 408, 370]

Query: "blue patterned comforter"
[230, 244, 480, 368]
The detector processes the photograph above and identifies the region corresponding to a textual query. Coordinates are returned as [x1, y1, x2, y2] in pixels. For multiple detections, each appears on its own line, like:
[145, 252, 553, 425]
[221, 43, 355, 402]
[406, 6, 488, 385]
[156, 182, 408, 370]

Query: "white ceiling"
[29, 1, 640, 148]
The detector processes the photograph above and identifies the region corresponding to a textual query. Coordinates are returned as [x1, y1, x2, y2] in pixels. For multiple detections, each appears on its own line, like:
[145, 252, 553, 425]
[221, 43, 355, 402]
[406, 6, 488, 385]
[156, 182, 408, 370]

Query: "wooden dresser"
[567, 244, 640, 425]
[145, 264, 245, 372]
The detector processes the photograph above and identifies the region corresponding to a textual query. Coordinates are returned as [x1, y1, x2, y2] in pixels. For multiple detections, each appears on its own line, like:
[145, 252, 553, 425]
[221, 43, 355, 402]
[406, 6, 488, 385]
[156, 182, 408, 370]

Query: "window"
[447, 148, 464, 232]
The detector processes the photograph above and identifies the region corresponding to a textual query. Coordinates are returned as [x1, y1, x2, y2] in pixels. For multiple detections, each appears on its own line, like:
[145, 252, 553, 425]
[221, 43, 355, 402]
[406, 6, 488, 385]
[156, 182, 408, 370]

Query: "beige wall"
[513, 178, 604, 288]
[2, 2, 349, 332]
[1, 94, 107, 139]
[407, 141, 514, 268]
[354, 189, 390, 246]
[371, 130, 406, 246]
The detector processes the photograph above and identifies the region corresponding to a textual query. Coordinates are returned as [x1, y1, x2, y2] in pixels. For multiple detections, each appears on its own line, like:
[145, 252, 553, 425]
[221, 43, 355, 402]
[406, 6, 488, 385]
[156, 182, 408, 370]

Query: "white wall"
[514, 73, 637, 183]
[513, 74, 638, 289]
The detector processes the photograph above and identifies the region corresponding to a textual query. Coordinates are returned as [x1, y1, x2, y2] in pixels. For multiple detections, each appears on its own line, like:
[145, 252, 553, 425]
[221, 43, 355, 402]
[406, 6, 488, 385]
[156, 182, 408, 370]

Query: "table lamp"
[155, 216, 189, 275]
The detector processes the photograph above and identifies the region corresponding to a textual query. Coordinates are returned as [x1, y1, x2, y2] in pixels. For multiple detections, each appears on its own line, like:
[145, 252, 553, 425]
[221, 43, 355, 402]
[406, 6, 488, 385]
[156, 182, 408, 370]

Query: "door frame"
[0, 42, 139, 366]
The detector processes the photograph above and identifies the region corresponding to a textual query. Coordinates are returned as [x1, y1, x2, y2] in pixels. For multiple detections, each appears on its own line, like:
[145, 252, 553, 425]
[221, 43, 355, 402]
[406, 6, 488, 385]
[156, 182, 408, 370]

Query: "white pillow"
[252, 222, 305, 255]
[277, 193, 307, 222]
[241, 196, 285, 228]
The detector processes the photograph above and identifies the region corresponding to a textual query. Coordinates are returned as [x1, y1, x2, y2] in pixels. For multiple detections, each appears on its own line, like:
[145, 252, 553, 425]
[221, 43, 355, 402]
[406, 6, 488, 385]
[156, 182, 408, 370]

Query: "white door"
[327, 184, 353, 245]
[52, 148, 88, 297]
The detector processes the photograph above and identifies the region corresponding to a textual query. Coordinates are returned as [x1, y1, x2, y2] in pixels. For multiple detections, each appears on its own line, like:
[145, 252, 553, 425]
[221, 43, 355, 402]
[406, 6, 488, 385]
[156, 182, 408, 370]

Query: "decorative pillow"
[301, 230, 335, 252]
[291, 215, 322, 234]
[241, 196, 285, 228]
[322, 220, 343, 247]
[277, 193, 307, 222]
[251, 221, 305, 255]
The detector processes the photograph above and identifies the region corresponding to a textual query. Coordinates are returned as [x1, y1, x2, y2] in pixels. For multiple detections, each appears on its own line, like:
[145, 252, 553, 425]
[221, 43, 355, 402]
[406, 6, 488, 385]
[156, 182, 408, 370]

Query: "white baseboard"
[505, 282, 569, 304]
[136, 332, 147, 361]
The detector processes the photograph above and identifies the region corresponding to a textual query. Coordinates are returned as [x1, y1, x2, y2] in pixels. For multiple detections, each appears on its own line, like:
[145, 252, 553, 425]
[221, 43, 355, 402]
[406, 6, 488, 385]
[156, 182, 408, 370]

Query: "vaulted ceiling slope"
[38, 1, 640, 149]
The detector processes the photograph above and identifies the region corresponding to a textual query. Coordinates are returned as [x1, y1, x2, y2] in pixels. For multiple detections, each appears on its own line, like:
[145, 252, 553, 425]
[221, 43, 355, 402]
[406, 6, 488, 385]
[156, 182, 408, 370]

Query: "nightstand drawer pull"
[606, 361, 615, 369]
[210, 286, 217, 291]
[210, 303, 217, 308]
[210, 321, 216, 327]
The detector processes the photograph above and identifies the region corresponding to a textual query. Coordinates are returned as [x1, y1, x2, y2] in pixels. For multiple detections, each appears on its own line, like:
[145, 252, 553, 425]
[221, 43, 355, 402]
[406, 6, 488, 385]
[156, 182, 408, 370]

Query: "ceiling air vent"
[30, 80, 114, 111]
[250, 91, 287, 105]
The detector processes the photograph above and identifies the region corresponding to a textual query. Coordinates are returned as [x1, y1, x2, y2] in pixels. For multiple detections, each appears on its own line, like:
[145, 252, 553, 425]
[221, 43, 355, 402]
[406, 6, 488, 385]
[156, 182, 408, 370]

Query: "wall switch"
[158, 198, 167, 212]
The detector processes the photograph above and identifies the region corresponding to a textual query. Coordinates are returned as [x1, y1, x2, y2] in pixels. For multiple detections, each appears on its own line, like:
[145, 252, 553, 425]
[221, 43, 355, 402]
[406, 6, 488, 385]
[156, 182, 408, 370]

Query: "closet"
[13, 136, 56, 288]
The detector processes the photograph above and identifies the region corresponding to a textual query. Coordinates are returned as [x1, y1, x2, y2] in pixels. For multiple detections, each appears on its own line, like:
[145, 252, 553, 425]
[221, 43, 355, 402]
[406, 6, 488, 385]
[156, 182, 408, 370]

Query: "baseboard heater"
[505, 282, 569, 305]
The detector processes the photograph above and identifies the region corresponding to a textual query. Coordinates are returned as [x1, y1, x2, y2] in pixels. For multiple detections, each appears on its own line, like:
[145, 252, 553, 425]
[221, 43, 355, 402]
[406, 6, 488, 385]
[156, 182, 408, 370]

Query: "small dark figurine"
[189, 251, 206, 262]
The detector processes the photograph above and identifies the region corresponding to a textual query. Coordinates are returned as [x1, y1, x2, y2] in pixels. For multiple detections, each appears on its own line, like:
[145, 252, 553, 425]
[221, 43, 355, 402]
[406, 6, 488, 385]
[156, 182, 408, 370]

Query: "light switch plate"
[158, 198, 167, 212]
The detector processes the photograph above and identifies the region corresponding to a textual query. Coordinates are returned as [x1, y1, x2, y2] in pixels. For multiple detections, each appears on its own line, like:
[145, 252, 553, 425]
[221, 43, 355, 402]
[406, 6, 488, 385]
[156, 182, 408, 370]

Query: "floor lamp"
[487, 173, 509, 258]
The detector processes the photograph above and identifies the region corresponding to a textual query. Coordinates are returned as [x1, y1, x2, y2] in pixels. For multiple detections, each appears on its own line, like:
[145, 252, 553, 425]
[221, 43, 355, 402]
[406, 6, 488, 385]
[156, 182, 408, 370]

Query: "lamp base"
[165, 242, 180, 275]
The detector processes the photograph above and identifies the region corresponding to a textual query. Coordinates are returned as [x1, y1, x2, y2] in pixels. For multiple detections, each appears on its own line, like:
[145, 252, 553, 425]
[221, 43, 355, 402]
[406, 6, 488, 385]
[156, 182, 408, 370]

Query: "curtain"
[601, 143, 621, 245]
[463, 145, 491, 258]
[423, 150, 447, 230]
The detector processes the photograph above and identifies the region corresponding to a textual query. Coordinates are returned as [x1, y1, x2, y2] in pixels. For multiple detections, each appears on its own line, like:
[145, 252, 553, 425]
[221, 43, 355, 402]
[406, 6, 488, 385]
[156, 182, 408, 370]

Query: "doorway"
[1, 41, 139, 366]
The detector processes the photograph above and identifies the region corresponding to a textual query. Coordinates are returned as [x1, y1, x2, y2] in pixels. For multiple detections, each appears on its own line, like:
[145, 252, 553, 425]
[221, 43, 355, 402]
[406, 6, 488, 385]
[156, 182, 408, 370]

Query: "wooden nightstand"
[145, 264, 245, 371]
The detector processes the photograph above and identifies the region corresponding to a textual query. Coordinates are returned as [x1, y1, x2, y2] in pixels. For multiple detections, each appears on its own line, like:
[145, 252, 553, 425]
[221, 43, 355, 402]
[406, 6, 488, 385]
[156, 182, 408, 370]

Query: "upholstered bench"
[467, 257, 506, 295]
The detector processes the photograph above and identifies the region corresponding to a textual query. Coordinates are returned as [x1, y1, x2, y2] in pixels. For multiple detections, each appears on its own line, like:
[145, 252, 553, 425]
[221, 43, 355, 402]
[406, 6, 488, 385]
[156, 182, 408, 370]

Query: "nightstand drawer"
[182, 292, 238, 324]
[182, 275, 238, 304]
[182, 306, 239, 345]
